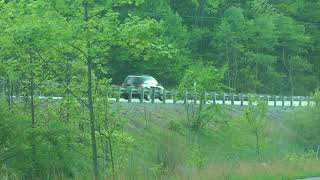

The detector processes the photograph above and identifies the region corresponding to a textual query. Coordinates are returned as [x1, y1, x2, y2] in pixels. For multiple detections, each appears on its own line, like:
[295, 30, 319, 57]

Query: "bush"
[168, 120, 184, 133]
[187, 145, 207, 168]
[0, 101, 90, 179]
[285, 89, 320, 150]
[153, 132, 185, 175]
[178, 62, 227, 95]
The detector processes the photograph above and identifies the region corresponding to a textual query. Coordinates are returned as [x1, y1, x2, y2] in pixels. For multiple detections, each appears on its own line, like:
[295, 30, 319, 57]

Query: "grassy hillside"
[1, 99, 319, 180]
[109, 103, 320, 180]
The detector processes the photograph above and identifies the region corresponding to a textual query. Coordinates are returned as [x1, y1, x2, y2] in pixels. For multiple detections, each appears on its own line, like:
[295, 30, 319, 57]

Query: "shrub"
[0, 101, 90, 179]
[168, 120, 184, 133]
[286, 89, 320, 149]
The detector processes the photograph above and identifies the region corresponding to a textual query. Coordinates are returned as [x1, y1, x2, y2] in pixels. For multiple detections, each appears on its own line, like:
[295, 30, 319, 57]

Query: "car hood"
[157, 85, 164, 89]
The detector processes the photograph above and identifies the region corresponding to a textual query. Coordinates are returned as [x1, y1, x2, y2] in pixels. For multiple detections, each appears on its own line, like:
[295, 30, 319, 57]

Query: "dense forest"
[109, 0, 320, 96]
[0, 0, 320, 180]
[1, 0, 319, 96]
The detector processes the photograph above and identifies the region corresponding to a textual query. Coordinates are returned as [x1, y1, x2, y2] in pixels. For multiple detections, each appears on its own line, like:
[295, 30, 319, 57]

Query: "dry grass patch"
[174, 160, 320, 180]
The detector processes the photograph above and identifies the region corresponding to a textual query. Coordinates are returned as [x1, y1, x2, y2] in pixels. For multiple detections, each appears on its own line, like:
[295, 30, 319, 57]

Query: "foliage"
[285, 150, 316, 162]
[178, 62, 226, 94]
[0, 101, 89, 179]
[185, 103, 229, 132]
[168, 120, 184, 134]
[286, 89, 320, 149]
[0, 0, 319, 95]
[243, 97, 269, 159]
[312, 88, 320, 105]
[1, 0, 320, 179]
[187, 145, 207, 168]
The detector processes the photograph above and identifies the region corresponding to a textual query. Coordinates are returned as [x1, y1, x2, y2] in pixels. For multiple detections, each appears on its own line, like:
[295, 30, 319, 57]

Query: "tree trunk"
[317, 62, 320, 89]
[194, 0, 205, 27]
[10, 82, 14, 106]
[65, 56, 71, 123]
[87, 42, 100, 180]
[30, 78, 35, 129]
[105, 102, 115, 179]
[5, 80, 11, 107]
[289, 63, 294, 97]
[282, 48, 294, 96]
[234, 56, 238, 93]
[4, 80, 14, 108]
[255, 130, 260, 160]
[225, 41, 231, 91]
[107, 134, 115, 180]
[30, 76, 37, 178]
[84, 3, 99, 180]
[255, 61, 258, 93]
[317, 63, 320, 89]
[198, 0, 205, 27]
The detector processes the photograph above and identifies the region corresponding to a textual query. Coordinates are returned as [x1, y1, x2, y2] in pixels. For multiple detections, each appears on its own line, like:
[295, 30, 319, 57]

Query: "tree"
[275, 15, 311, 96]
[108, 0, 191, 87]
[44, 1, 177, 179]
[178, 62, 227, 132]
[287, 89, 320, 150]
[214, 6, 247, 92]
[0, 2, 62, 177]
[245, 13, 279, 93]
[244, 97, 268, 160]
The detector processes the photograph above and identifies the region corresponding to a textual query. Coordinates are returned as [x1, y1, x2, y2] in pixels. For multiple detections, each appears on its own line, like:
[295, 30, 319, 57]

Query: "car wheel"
[159, 95, 163, 101]
[144, 93, 151, 101]
[123, 94, 128, 100]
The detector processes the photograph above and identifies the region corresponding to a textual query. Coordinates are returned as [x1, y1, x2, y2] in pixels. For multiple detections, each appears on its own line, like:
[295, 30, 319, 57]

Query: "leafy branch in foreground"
[244, 97, 268, 160]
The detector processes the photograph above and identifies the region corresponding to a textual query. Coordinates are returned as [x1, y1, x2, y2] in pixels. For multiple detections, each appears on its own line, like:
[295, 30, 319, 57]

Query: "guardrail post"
[240, 94, 244, 106]
[231, 93, 234, 106]
[162, 89, 166, 104]
[194, 92, 197, 104]
[0, 81, 3, 96]
[128, 87, 132, 103]
[307, 96, 310, 106]
[222, 93, 226, 105]
[15, 83, 19, 101]
[299, 96, 302, 106]
[273, 96, 277, 107]
[203, 92, 207, 105]
[282, 96, 285, 107]
[257, 95, 261, 102]
[151, 88, 155, 104]
[290, 96, 293, 107]
[140, 88, 144, 103]
[116, 88, 120, 102]
[184, 92, 188, 104]
[212, 92, 216, 105]
[173, 90, 177, 104]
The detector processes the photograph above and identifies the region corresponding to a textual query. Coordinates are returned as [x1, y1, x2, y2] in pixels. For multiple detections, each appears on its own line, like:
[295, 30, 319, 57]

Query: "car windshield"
[124, 77, 143, 85]
[144, 78, 158, 85]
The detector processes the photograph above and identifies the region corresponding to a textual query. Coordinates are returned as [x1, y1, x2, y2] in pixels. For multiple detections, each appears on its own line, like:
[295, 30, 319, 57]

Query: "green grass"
[174, 160, 320, 180]
[1, 101, 317, 180]
[113, 103, 320, 180]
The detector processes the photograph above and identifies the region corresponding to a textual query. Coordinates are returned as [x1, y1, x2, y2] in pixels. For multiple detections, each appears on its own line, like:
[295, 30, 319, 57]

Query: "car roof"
[127, 75, 155, 78]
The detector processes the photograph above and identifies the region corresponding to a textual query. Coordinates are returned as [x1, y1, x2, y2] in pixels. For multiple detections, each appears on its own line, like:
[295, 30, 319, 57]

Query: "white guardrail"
[0, 84, 315, 107]
[113, 87, 313, 107]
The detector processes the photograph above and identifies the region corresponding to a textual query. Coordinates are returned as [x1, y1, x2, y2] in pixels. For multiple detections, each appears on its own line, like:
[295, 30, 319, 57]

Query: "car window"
[124, 77, 143, 84]
[144, 79, 158, 84]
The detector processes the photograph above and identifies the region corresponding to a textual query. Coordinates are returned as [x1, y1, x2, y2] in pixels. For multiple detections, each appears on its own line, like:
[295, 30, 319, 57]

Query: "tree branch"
[64, 41, 88, 60]
[34, 49, 89, 108]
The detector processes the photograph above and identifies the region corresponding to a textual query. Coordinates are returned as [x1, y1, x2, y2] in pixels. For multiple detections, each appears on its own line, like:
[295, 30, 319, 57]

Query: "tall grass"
[173, 160, 320, 180]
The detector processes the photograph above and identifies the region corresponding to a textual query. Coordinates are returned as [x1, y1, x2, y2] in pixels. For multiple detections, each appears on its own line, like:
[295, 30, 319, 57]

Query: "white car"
[121, 75, 164, 100]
